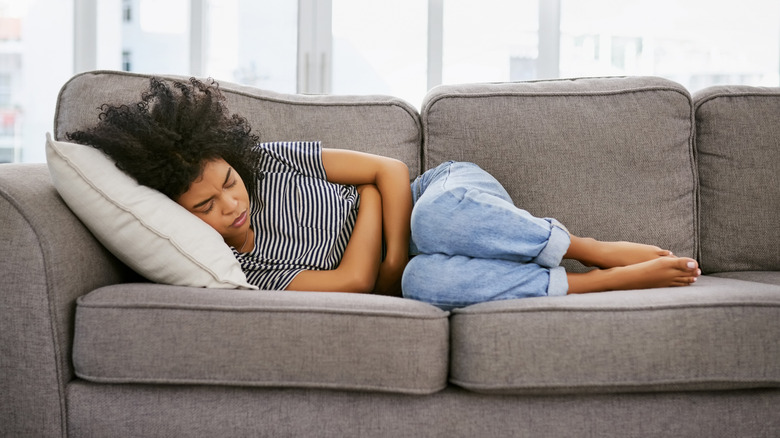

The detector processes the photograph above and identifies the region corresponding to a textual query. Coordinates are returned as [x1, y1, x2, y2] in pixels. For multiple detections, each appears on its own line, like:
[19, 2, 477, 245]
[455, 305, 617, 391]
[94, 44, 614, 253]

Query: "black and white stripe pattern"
[232, 141, 360, 290]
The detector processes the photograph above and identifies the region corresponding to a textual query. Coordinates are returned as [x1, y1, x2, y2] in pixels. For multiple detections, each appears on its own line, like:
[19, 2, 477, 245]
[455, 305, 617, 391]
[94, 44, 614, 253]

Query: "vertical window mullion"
[427, 0, 443, 90]
[190, 0, 206, 77]
[298, 0, 331, 94]
[317, 0, 332, 94]
[297, 0, 313, 93]
[74, 0, 98, 74]
[538, 0, 561, 79]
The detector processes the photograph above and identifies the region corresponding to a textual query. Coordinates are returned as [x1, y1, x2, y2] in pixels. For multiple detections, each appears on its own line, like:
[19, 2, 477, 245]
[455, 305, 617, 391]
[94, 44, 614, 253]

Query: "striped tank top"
[232, 141, 360, 290]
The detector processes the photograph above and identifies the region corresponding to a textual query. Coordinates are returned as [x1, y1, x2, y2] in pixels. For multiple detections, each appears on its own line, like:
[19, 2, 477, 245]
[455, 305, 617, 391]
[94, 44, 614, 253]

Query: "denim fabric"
[403, 162, 570, 310]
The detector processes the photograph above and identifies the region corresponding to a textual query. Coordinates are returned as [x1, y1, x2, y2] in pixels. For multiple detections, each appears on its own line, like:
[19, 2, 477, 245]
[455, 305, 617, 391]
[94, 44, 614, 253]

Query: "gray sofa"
[2, 70, 779, 437]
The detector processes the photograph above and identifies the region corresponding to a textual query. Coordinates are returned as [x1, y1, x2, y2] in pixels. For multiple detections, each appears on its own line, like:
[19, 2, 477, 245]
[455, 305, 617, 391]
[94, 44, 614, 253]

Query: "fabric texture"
[421, 77, 697, 272]
[46, 135, 255, 289]
[234, 141, 360, 290]
[711, 271, 780, 285]
[4, 70, 778, 436]
[73, 284, 449, 394]
[0, 164, 129, 438]
[67, 382, 780, 438]
[402, 161, 570, 310]
[693, 86, 780, 273]
[449, 276, 780, 395]
[54, 70, 422, 178]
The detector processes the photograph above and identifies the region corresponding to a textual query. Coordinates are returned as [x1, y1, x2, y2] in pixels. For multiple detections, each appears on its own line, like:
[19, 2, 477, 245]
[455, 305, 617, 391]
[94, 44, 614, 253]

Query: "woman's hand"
[287, 149, 412, 294]
[373, 255, 408, 296]
[285, 183, 383, 293]
[321, 149, 412, 289]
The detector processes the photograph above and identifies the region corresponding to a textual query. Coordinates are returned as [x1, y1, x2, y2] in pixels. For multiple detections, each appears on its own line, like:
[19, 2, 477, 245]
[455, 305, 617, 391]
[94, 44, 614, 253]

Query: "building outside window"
[3, 0, 780, 163]
[0, 5, 23, 163]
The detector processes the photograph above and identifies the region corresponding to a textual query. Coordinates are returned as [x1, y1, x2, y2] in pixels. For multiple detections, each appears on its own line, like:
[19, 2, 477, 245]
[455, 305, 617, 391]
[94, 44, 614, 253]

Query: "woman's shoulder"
[255, 141, 326, 179]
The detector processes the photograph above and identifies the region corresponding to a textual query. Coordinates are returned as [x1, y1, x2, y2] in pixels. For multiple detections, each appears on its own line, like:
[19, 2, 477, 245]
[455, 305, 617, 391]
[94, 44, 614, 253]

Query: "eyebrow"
[191, 167, 233, 210]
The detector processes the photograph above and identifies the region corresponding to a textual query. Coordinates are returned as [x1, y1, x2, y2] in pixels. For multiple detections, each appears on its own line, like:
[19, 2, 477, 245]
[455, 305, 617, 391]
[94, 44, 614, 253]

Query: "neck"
[237, 227, 254, 253]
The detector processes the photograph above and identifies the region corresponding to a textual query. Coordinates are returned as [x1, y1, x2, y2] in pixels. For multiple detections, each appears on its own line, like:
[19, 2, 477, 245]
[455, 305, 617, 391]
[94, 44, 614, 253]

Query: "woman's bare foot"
[567, 257, 700, 294]
[565, 236, 672, 269]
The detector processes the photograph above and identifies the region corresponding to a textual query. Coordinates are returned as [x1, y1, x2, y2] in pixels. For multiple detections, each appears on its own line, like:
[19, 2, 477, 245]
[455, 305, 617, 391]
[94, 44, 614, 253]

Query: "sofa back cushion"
[55, 70, 422, 178]
[694, 86, 780, 273]
[421, 77, 697, 264]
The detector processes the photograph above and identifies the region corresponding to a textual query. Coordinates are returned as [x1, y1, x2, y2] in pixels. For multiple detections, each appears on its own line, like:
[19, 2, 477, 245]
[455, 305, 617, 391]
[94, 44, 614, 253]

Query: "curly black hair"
[67, 77, 262, 200]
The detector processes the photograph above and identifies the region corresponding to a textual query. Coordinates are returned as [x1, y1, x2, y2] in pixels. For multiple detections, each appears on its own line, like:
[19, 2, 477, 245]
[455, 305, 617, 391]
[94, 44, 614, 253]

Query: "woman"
[68, 77, 700, 310]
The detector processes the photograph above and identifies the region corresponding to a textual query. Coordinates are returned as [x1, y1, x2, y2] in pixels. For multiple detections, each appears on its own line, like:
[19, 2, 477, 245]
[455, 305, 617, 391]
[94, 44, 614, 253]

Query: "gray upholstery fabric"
[422, 77, 697, 264]
[711, 271, 780, 285]
[693, 86, 780, 274]
[73, 284, 449, 394]
[4, 73, 779, 437]
[67, 382, 780, 438]
[450, 276, 780, 395]
[0, 164, 129, 437]
[54, 70, 423, 178]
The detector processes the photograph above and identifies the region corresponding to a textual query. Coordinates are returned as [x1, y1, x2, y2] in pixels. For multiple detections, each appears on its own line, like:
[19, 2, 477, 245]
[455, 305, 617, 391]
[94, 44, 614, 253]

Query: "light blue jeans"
[402, 162, 571, 310]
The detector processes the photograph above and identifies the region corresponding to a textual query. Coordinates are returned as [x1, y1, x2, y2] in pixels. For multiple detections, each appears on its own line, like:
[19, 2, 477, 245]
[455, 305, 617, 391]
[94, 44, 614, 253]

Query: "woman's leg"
[402, 253, 568, 310]
[410, 162, 570, 269]
[406, 162, 700, 305]
[565, 235, 672, 268]
[567, 257, 700, 293]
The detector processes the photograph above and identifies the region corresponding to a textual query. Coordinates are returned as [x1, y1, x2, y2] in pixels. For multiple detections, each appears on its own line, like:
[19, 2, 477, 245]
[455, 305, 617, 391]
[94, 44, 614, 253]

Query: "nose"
[222, 194, 240, 215]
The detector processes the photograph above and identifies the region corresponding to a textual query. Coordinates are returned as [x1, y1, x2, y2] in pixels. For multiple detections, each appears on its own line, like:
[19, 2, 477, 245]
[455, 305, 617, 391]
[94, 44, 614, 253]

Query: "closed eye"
[200, 201, 215, 214]
[191, 167, 235, 214]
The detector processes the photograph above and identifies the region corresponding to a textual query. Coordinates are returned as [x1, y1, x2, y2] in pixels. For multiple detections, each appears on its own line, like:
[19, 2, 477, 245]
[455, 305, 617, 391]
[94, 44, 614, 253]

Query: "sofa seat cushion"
[449, 276, 780, 395]
[73, 285, 449, 394]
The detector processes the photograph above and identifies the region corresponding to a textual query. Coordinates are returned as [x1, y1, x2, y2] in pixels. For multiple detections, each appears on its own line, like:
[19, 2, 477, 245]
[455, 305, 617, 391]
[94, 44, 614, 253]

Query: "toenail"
[687, 262, 696, 269]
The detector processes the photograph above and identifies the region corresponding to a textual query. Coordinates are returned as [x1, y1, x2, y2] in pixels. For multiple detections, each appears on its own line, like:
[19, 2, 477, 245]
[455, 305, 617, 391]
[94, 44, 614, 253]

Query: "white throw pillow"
[45, 133, 256, 289]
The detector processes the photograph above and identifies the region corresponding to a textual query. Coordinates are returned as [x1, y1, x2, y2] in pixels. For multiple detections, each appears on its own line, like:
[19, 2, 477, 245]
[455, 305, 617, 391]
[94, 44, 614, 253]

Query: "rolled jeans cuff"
[547, 266, 569, 297]
[532, 219, 571, 269]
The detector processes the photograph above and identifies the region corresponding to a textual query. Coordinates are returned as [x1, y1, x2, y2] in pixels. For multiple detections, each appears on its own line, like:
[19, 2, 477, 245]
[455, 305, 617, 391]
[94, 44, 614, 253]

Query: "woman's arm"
[285, 184, 383, 293]
[321, 149, 413, 295]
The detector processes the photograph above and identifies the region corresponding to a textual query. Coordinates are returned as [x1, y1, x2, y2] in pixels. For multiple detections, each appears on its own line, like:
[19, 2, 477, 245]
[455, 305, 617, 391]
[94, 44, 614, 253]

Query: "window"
[203, 0, 297, 93]
[122, 50, 132, 72]
[122, 0, 132, 22]
[125, 0, 190, 76]
[442, 0, 538, 84]
[4, 0, 780, 163]
[559, 0, 780, 90]
[331, 0, 428, 106]
[0, 74, 11, 107]
[2, 0, 73, 163]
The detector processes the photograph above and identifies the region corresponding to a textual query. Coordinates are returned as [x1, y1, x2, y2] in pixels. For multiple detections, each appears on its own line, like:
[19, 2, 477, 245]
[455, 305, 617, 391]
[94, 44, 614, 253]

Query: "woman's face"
[176, 158, 252, 249]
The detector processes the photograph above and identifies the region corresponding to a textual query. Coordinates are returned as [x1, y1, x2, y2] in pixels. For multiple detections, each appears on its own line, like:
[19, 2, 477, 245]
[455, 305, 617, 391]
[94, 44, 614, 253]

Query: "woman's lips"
[232, 211, 247, 228]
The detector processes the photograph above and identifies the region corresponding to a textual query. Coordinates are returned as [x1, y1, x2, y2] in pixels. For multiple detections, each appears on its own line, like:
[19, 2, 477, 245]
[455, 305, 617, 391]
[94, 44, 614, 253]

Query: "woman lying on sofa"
[67, 77, 700, 310]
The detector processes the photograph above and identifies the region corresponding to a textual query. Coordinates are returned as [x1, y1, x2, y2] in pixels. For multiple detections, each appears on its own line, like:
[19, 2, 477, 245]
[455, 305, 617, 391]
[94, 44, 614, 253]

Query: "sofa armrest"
[0, 163, 129, 437]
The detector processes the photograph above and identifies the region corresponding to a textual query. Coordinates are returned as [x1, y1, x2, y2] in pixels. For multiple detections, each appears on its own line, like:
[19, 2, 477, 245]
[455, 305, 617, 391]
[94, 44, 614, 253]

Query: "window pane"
[442, 0, 538, 84]
[123, 0, 190, 75]
[332, 0, 428, 107]
[560, 0, 780, 91]
[205, 0, 297, 93]
[1, 0, 73, 163]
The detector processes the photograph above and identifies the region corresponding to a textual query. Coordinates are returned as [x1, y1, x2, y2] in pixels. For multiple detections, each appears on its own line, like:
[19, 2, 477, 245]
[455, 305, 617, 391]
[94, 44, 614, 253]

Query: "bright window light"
[140, 0, 188, 34]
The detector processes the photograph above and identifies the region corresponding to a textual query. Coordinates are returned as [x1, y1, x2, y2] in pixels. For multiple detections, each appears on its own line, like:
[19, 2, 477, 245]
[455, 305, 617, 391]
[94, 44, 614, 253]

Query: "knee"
[401, 256, 428, 298]
[401, 255, 441, 301]
[409, 188, 466, 248]
[402, 255, 470, 311]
